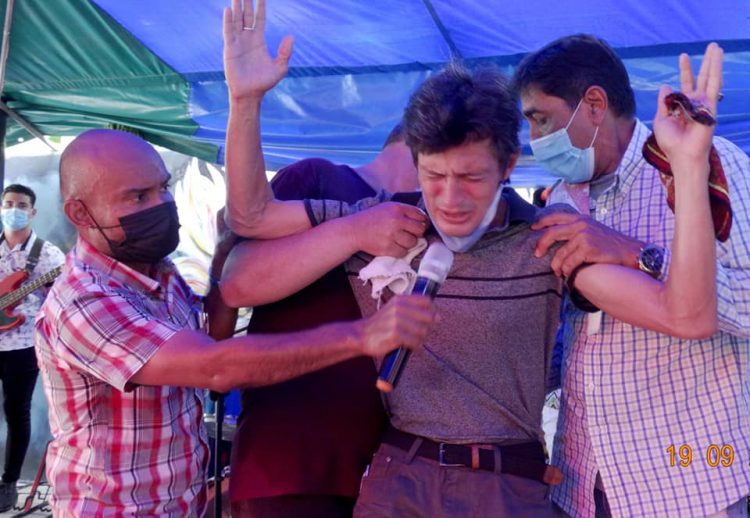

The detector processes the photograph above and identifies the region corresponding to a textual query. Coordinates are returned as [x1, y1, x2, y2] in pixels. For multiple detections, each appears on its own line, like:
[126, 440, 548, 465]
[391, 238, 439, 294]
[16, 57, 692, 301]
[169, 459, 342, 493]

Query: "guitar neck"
[0, 266, 63, 309]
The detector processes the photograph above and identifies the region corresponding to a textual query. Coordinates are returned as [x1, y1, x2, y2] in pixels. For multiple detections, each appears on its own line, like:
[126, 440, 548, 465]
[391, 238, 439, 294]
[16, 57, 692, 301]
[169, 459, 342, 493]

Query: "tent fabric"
[1, 0, 748, 185]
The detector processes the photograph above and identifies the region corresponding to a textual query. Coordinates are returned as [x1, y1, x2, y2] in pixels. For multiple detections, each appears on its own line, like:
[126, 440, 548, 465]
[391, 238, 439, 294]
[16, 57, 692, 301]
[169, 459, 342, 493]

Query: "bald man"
[33, 129, 436, 517]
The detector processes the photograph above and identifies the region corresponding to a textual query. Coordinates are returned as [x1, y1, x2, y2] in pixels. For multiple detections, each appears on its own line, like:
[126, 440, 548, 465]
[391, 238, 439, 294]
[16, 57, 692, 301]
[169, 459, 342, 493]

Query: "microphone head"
[416, 242, 454, 284]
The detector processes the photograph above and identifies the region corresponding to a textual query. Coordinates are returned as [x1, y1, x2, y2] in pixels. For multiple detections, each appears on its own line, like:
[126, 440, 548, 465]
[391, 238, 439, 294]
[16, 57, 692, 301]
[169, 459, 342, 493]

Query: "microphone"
[376, 242, 454, 393]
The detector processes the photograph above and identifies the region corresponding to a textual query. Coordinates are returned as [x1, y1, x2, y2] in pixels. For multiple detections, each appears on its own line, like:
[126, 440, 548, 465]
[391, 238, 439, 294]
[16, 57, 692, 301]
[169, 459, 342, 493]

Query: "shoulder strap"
[25, 237, 44, 273]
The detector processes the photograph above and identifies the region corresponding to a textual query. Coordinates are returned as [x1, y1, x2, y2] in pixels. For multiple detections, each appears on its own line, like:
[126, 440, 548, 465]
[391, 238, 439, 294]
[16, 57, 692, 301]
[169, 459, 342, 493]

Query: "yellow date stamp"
[666, 444, 735, 468]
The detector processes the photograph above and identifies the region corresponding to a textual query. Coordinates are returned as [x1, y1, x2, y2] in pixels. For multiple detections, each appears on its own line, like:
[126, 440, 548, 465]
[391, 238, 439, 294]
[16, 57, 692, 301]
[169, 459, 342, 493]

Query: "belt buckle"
[438, 443, 464, 467]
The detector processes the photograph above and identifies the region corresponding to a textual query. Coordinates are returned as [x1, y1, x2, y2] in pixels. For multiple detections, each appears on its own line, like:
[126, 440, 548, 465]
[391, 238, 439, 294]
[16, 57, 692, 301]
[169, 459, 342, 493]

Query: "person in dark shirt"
[222, 126, 419, 518]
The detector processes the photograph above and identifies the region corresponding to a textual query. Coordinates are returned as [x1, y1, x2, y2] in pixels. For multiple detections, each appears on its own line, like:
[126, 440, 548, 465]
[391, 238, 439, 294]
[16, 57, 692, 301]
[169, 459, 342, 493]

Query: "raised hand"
[223, 0, 294, 100]
[653, 43, 723, 166]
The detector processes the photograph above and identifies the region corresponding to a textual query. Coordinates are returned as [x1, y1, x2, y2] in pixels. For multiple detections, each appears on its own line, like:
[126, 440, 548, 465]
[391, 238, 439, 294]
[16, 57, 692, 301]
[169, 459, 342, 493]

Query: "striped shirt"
[549, 120, 750, 517]
[34, 237, 209, 517]
[307, 189, 570, 444]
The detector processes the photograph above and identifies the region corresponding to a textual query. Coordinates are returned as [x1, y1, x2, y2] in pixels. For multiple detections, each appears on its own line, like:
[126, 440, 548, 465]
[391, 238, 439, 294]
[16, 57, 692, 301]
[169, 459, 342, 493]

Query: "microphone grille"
[417, 242, 454, 283]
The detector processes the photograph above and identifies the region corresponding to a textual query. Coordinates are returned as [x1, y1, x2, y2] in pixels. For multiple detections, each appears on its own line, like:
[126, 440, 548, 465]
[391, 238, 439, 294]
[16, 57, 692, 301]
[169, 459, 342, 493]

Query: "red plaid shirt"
[34, 237, 209, 517]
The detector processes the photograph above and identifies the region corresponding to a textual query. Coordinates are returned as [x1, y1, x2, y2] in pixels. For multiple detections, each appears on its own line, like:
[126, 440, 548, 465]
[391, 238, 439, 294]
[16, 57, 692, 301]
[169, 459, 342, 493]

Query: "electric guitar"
[0, 265, 63, 331]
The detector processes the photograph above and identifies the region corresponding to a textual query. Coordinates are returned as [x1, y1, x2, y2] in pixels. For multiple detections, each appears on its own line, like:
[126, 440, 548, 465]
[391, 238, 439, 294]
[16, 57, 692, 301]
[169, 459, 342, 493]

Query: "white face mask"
[530, 98, 599, 184]
[427, 185, 504, 253]
[1, 208, 30, 231]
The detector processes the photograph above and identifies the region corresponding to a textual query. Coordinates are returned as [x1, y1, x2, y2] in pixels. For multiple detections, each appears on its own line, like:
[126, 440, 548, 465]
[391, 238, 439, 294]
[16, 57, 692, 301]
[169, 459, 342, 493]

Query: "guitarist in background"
[0, 184, 64, 512]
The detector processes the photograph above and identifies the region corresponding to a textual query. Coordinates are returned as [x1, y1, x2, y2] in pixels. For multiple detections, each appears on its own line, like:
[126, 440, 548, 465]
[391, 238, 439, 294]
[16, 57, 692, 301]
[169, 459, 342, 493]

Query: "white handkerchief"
[358, 238, 428, 306]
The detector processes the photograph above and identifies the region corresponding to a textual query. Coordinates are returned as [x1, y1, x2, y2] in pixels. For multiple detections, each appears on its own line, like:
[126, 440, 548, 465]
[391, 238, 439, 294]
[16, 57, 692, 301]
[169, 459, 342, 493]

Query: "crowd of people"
[0, 0, 746, 516]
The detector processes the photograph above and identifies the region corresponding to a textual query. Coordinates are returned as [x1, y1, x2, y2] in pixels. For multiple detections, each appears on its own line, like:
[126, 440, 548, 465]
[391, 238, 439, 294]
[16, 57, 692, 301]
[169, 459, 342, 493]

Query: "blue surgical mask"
[427, 186, 504, 253]
[530, 99, 599, 184]
[1, 208, 30, 231]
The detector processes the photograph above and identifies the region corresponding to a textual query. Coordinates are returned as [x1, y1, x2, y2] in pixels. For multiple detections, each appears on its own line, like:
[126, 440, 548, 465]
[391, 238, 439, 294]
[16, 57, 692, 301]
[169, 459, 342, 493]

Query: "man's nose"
[441, 178, 465, 206]
[529, 124, 542, 141]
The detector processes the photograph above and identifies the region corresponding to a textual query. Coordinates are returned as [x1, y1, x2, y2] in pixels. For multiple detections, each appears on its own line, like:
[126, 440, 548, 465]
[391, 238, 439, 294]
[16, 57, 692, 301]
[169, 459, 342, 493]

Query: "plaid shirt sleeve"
[55, 288, 183, 392]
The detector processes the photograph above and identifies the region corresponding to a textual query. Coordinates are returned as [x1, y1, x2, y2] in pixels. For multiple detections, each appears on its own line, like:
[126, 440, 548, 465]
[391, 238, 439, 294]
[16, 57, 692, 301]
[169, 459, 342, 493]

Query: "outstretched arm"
[131, 294, 436, 392]
[221, 202, 428, 307]
[223, 0, 312, 238]
[571, 43, 722, 338]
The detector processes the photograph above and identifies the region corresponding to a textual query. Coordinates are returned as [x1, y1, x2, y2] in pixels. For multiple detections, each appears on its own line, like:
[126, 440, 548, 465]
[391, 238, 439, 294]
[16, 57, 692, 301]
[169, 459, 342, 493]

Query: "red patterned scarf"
[642, 92, 732, 242]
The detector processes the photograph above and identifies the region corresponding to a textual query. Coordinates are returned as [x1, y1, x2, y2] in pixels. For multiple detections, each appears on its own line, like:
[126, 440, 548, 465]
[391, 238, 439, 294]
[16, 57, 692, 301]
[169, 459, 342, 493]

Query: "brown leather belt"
[382, 426, 562, 485]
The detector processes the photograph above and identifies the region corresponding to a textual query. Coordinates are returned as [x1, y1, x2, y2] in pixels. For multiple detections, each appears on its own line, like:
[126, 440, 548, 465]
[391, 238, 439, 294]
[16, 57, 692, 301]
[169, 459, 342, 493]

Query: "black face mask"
[84, 201, 181, 264]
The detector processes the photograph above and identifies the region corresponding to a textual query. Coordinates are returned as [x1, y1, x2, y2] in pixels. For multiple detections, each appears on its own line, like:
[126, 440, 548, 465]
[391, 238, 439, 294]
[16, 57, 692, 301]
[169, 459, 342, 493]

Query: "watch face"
[640, 246, 664, 274]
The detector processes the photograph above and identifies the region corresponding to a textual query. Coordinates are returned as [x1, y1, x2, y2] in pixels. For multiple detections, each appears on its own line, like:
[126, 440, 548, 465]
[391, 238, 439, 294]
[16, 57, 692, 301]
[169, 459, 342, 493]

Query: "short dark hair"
[512, 34, 636, 118]
[2, 184, 36, 206]
[382, 122, 405, 148]
[403, 62, 520, 169]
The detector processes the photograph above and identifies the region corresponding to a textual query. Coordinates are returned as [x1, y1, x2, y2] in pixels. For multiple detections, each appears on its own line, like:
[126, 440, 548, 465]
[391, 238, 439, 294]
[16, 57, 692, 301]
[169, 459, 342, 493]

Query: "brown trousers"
[354, 443, 553, 518]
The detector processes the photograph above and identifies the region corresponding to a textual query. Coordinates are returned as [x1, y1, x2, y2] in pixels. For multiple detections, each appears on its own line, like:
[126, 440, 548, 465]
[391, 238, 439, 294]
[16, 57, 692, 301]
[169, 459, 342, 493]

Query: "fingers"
[530, 211, 579, 231]
[242, 0, 255, 29]
[365, 295, 436, 355]
[255, 0, 265, 26]
[704, 43, 723, 108]
[394, 229, 419, 251]
[398, 212, 428, 238]
[398, 203, 429, 224]
[695, 46, 711, 94]
[385, 295, 436, 348]
[534, 223, 577, 258]
[679, 53, 694, 94]
[555, 242, 589, 278]
[222, 7, 233, 42]
[231, 0, 243, 32]
[383, 294, 434, 319]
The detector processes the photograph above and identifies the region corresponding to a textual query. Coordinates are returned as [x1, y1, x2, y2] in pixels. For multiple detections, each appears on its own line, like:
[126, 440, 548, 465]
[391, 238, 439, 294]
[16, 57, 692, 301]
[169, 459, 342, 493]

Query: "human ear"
[63, 199, 93, 228]
[582, 86, 608, 124]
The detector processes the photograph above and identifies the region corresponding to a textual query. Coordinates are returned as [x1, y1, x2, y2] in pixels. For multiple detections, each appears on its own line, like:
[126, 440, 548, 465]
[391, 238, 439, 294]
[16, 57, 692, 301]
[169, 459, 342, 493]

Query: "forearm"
[133, 321, 363, 393]
[220, 217, 358, 307]
[210, 321, 362, 390]
[224, 96, 311, 238]
[225, 96, 272, 233]
[574, 161, 716, 338]
[660, 158, 716, 333]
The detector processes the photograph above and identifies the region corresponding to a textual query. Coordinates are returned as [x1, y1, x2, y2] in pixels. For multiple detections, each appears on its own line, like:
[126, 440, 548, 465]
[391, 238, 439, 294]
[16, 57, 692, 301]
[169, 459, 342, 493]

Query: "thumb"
[655, 84, 673, 120]
[276, 35, 294, 68]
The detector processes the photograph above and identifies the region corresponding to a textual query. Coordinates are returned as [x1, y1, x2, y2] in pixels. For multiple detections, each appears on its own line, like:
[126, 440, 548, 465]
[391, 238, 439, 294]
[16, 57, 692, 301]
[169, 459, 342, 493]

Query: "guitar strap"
[24, 238, 44, 274]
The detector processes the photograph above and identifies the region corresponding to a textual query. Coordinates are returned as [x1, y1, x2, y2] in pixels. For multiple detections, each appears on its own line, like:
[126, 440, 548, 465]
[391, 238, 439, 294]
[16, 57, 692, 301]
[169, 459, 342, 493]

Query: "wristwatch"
[638, 244, 665, 278]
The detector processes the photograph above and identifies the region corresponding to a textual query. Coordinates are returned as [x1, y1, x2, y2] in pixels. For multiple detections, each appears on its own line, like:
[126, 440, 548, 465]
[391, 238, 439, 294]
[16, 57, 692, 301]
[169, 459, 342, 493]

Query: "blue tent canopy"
[4, 0, 750, 185]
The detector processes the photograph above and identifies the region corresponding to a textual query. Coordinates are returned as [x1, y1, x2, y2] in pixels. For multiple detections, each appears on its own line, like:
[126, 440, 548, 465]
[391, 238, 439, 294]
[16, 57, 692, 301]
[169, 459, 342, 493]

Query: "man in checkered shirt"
[33, 129, 437, 517]
[514, 35, 750, 516]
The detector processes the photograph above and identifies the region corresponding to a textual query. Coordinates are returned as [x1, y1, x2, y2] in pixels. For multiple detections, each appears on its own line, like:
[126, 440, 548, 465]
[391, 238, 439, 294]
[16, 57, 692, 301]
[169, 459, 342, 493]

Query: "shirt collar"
[74, 236, 174, 297]
[609, 119, 650, 194]
[0, 230, 36, 252]
[503, 187, 538, 225]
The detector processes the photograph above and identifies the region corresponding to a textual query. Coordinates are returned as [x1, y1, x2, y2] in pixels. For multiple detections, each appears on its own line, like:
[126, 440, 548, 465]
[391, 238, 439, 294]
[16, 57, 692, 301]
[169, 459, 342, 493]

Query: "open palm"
[223, 0, 294, 100]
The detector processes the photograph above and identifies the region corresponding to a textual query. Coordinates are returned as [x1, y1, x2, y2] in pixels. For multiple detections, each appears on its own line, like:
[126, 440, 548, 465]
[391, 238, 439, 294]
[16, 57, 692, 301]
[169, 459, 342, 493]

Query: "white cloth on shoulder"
[358, 238, 428, 306]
